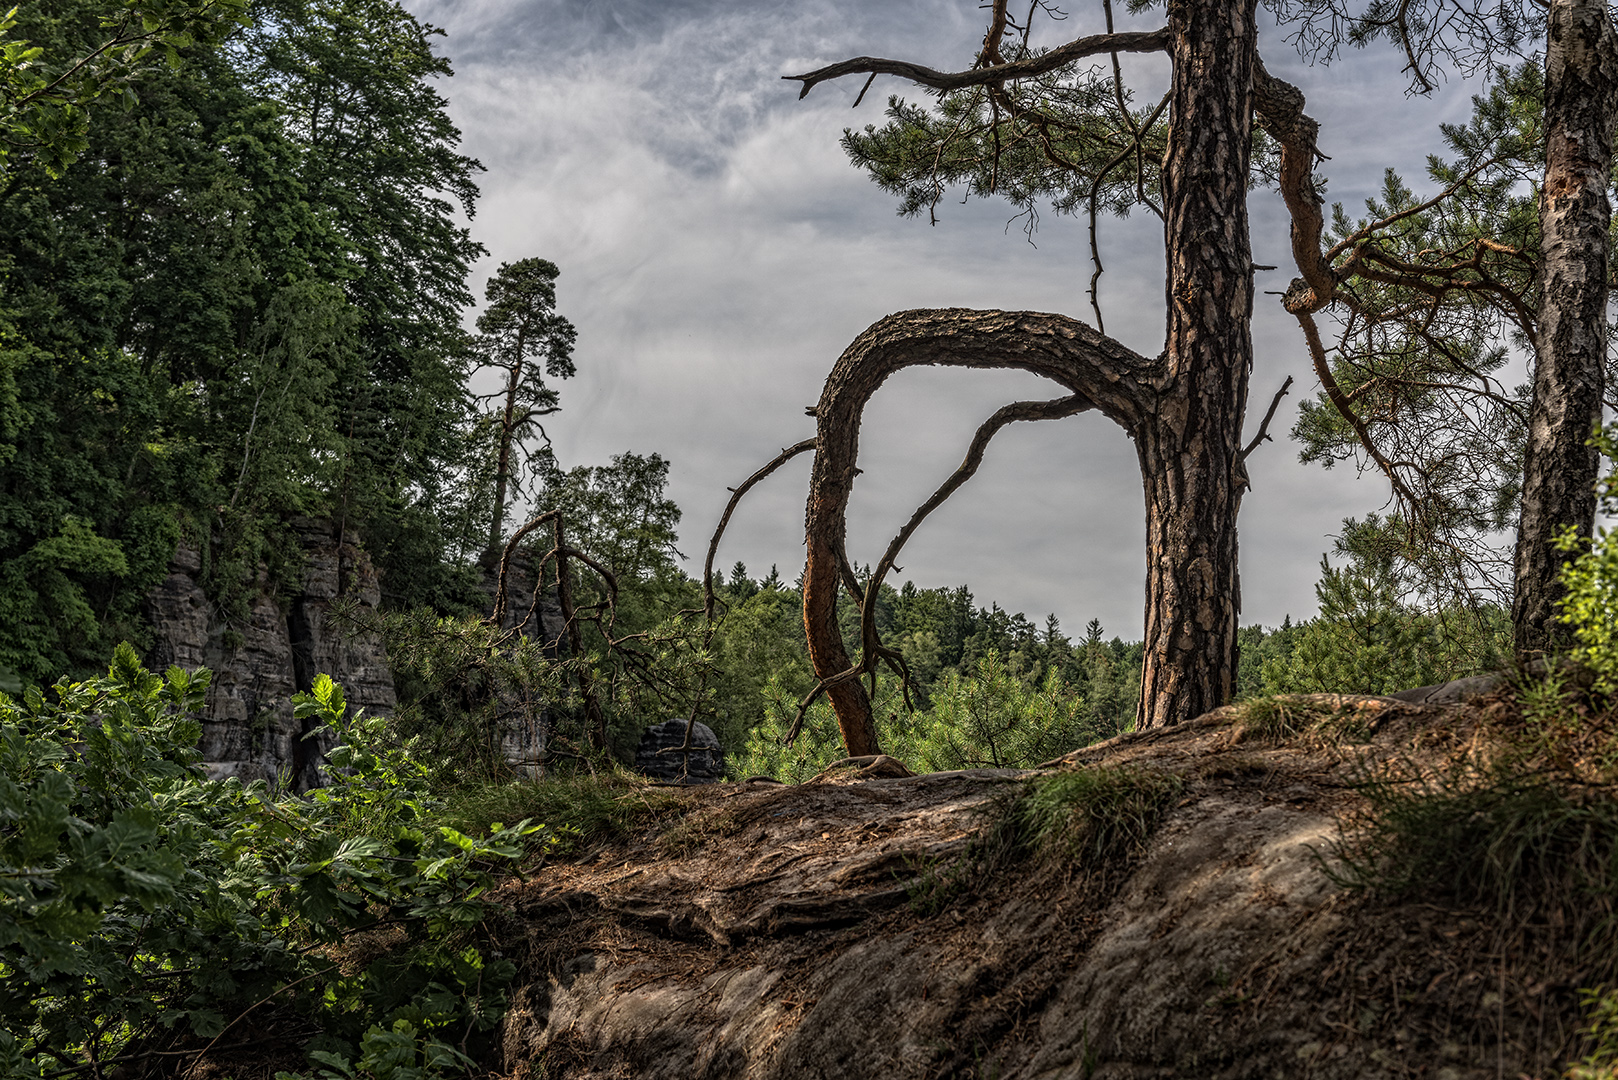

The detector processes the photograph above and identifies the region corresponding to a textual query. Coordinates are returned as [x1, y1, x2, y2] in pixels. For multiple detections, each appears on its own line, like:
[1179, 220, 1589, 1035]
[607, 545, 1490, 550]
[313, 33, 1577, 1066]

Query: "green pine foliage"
[1254, 518, 1511, 696]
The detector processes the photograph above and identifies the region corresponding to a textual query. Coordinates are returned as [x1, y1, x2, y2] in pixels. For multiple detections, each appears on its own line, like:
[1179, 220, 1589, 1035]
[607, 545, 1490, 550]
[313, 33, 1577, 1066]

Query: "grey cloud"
[409, 0, 1515, 637]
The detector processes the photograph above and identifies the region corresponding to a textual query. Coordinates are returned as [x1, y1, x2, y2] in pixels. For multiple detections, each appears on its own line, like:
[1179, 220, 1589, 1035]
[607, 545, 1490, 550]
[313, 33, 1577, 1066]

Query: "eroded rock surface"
[489, 699, 1586, 1079]
[145, 519, 396, 788]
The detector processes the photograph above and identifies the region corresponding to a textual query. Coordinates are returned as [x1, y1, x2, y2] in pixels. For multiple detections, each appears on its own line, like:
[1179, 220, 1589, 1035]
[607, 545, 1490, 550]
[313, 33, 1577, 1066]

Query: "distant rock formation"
[635, 719, 725, 784]
[145, 518, 395, 790]
[478, 548, 567, 780]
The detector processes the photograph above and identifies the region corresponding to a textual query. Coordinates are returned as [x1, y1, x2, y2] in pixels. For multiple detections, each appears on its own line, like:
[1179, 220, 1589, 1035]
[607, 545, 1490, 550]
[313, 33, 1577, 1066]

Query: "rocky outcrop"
[635, 719, 725, 784]
[146, 518, 396, 790]
[487, 695, 1589, 1079]
[479, 548, 567, 779]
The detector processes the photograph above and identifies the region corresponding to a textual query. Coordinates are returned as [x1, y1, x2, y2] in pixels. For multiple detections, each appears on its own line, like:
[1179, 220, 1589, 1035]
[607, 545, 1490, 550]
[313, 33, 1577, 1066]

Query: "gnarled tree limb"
[784, 28, 1172, 101]
[803, 308, 1154, 756]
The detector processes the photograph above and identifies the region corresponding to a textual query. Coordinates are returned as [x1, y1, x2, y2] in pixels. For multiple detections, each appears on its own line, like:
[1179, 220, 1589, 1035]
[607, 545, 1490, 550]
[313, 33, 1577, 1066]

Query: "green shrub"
[1261, 518, 1510, 696]
[895, 652, 1121, 771]
[0, 645, 543, 1079]
[1556, 425, 1618, 694]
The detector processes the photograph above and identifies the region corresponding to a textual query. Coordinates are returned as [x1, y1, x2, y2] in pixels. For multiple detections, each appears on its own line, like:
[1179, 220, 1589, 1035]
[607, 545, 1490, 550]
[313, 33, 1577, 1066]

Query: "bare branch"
[702, 438, 816, 622]
[1240, 376, 1295, 460]
[858, 394, 1088, 667]
[784, 28, 1171, 101]
[1295, 309, 1422, 506]
[802, 308, 1153, 755]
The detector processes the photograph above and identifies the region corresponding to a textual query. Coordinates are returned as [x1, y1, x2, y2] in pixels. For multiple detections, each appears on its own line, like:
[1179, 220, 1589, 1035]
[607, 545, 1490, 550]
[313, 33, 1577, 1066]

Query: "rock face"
[479, 549, 567, 779]
[635, 719, 725, 784]
[490, 696, 1589, 1079]
[146, 518, 396, 790]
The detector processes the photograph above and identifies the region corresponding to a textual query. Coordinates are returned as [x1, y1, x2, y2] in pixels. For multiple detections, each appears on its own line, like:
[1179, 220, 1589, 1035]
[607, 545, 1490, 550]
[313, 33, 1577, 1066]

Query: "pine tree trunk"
[489, 362, 522, 554]
[1514, 0, 1618, 657]
[796, 0, 1260, 748]
[1135, 0, 1256, 725]
[801, 311, 1152, 757]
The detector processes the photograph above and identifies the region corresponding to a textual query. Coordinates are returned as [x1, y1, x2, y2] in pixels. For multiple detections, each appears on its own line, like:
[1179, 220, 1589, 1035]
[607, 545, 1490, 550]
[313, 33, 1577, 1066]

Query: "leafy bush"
[0, 645, 543, 1079]
[1556, 425, 1618, 694]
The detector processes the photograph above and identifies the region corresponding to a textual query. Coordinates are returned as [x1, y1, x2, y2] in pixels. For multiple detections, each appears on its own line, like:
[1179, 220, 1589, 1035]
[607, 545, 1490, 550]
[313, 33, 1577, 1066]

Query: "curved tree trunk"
[799, 0, 1260, 748]
[1137, 0, 1257, 726]
[1513, 0, 1618, 658]
[803, 310, 1153, 755]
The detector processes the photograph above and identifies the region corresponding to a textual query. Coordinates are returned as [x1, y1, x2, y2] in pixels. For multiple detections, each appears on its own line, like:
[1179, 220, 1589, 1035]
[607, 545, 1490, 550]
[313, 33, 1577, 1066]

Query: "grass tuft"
[437, 768, 682, 857]
[907, 765, 1182, 914]
[1010, 766, 1184, 868]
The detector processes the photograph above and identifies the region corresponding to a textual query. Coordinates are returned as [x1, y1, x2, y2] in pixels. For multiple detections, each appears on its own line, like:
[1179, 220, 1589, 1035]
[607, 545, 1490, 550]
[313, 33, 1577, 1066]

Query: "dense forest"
[7, 0, 1618, 1075]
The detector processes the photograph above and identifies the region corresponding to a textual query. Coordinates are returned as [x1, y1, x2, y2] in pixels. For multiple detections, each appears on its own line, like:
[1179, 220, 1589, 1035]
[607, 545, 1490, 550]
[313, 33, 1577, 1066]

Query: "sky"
[401, 0, 1505, 640]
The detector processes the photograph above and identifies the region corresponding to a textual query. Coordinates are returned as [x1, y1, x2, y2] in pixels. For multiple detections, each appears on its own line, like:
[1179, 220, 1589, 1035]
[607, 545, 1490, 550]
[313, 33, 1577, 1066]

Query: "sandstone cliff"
[145, 518, 396, 789]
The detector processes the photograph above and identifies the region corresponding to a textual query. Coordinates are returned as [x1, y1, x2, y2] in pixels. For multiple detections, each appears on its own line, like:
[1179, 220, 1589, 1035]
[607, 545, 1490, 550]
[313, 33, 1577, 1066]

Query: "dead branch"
[1295, 308, 1422, 506]
[1239, 375, 1294, 460]
[857, 395, 1088, 668]
[784, 28, 1171, 101]
[492, 510, 562, 626]
[702, 438, 816, 622]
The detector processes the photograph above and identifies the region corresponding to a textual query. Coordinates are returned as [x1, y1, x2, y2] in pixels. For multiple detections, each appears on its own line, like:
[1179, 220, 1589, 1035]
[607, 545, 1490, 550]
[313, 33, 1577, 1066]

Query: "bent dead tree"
[785, 0, 1264, 751]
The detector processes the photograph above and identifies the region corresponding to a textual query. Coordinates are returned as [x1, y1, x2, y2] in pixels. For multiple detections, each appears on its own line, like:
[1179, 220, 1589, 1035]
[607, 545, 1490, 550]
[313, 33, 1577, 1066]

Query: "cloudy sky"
[402, 0, 1505, 639]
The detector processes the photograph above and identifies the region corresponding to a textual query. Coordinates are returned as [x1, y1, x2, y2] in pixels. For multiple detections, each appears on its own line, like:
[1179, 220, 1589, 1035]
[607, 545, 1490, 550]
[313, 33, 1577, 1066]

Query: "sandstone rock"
[493, 700, 1584, 1079]
[144, 519, 398, 790]
[635, 718, 724, 784]
[477, 548, 566, 779]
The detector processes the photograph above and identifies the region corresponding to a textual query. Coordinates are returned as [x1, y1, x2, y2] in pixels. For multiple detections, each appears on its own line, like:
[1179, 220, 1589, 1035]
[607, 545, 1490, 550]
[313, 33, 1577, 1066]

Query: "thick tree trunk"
[802, 310, 1152, 756]
[1514, 0, 1618, 658]
[796, 0, 1259, 748]
[1135, 0, 1257, 725]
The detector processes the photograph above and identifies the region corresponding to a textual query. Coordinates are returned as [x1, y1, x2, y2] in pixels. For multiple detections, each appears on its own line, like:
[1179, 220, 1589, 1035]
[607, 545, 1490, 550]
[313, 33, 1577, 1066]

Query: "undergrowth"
[439, 769, 682, 858]
[1330, 670, 1618, 1071]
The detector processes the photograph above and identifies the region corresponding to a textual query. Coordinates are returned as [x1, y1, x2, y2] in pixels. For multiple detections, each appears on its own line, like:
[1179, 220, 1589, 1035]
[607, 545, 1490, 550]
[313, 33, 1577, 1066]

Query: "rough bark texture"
[1513, 0, 1618, 657]
[1135, 0, 1256, 727]
[803, 310, 1152, 753]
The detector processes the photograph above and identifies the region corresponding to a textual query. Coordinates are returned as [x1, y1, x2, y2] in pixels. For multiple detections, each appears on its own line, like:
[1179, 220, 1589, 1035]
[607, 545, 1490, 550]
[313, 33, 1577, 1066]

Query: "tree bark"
[797, 0, 1260, 745]
[1514, 0, 1618, 658]
[489, 360, 522, 555]
[1135, 0, 1257, 726]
